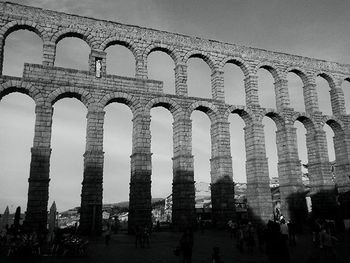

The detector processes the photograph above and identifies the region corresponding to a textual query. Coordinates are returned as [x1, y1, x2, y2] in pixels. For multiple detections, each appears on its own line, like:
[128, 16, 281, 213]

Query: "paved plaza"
[1, 228, 350, 263]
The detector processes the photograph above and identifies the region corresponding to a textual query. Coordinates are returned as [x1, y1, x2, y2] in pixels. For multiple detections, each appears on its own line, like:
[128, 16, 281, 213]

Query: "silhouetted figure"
[319, 225, 338, 263]
[134, 225, 142, 248]
[179, 228, 193, 263]
[287, 220, 296, 246]
[105, 224, 111, 246]
[142, 226, 150, 248]
[246, 222, 256, 253]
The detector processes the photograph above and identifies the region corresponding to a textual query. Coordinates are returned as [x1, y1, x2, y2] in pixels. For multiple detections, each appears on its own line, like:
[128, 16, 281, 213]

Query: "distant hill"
[103, 198, 164, 209]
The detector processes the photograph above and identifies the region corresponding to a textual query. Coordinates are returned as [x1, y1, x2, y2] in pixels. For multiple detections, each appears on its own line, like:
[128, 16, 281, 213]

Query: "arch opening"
[148, 50, 175, 94]
[0, 93, 35, 214]
[342, 78, 350, 114]
[287, 71, 305, 112]
[49, 98, 87, 213]
[55, 37, 90, 70]
[224, 63, 245, 105]
[105, 44, 135, 77]
[3, 30, 42, 77]
[316, 75, 332, 115]
[257, 67, 276, 109]
[263, 116, 278, 180]
[103, 102, 132, 221]
[150, 106, 173, 204]
[187, 57, 211, 99]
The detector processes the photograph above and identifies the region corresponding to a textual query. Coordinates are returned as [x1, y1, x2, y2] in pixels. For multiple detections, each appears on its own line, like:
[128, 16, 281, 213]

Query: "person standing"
[179, 228, 194, 263]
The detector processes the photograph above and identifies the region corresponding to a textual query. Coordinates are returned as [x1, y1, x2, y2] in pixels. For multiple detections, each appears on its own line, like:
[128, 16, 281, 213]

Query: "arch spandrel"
[48, 86, 95, 108]
[145, 97, 183, 121]
[0, 80, 44, 106]
[99, 91, 141, 116]
[188, 100, 218, 123]
[0, 20, 50, 42]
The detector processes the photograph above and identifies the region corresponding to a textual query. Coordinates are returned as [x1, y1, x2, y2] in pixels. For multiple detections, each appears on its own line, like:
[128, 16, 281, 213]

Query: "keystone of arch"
[48, 86, 95, 108]
[99, 91, 141, 115]
[0, 20, 50, 42]
[145, 96, 183, 120]
[0, 80, 44, 106]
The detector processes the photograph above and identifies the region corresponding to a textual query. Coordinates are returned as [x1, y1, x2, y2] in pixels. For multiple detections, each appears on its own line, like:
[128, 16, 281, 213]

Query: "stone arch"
[188, 101, 218, 123]
[99, 91, 141, 116]
[286, 67, 308, 86]
[264, 111, 286, 131]
[0, 80, 44, 106]
[0, 20, 50, 42]
[255, 62, 282, 82]
[315, 72, 336, 90]
[48, 86, 94, 108]
[51, 28, 95, 49]
[144, 44, 179, 65]
[220, 57, 252, 77]
[101, 36, 139, 59]
[183, 50, 217, 71]
[145, 97, 183, 120]
[322, 117, 345, 136]
[225, 105, 253, 125]
[292, 113, 316, 133]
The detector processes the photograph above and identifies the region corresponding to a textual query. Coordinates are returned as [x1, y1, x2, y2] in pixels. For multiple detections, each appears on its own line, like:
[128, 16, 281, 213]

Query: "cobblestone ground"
[1, 229, 350, 263]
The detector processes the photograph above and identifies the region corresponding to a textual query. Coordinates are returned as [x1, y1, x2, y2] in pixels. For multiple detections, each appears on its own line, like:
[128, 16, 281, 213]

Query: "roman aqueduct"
[1, 2, 350, 234]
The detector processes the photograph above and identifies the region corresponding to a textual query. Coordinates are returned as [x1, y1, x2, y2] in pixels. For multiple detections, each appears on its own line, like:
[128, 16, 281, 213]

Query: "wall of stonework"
[0, 1, 350, 233]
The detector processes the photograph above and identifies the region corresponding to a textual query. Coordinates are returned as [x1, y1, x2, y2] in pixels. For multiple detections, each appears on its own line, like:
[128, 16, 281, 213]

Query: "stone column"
[135, 54, 148, 79]
[276, 124, 307, 224]
[274, 78, 290, 111]
[128, 112, 152, 232]
[211, 69, 225, 101]
[306, 128, 336, 218]
[330, 87, 346, 116]
[25, 105, 53, 231]
[303, 77, 319, 114]
[172, 115, 196, 229]
[244, 74, 259, 106]
[89, 50, 106, 77]
[79, 110, 105, 235]
[244, 121, 273, 223]
[210, 119, 235, 227]
[174, 62, 188, 96]
[43, 41, 56, 67]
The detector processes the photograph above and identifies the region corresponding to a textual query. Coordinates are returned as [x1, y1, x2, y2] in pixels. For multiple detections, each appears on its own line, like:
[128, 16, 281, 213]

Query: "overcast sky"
[1, 0, 350, 212]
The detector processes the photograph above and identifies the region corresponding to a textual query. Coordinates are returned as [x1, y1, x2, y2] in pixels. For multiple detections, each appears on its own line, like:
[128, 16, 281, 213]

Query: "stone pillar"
[25, 105, 53, 231]
[333, 131, 350, 192]
[135, 55, 148, 79]
[330, 87, 346, 116]
[43, 41, 56, 67]
[89, 50, 106, 77]
[172, 115, 196, 229]
[274, 78, 290, 111]
[306, 128, 336, 219]
[174, 62, 188, 96]
[128, 112, 152, 232]
[244, 121, 273, 223]
[244, 74, 259, 106]
[210, 119, 235, 227]
[303, 77, 319, 114]
[276, 124, 307, 224]
[211, 69, 225, 101]
[79, 110, 105, 235]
